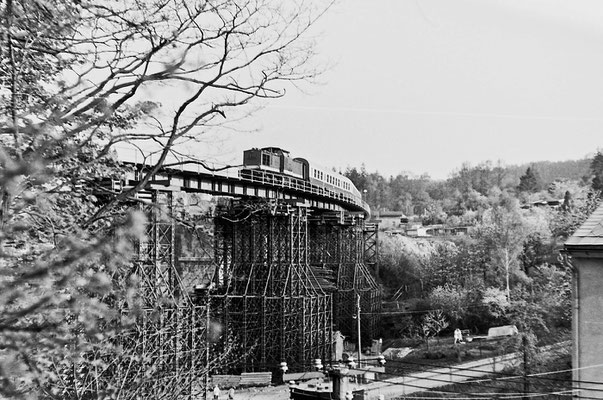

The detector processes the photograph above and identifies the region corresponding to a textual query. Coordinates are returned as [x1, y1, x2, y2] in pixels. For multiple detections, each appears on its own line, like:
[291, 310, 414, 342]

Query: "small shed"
[564, 203, 603, 399]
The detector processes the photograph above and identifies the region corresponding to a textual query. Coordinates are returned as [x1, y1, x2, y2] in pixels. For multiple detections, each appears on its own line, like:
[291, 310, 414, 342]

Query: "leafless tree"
[0, 0, 332, 397]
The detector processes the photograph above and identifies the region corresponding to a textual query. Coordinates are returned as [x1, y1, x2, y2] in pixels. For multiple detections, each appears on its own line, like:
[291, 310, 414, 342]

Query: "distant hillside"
[505, 158, 591, 186]
[345, 155, 595, 214]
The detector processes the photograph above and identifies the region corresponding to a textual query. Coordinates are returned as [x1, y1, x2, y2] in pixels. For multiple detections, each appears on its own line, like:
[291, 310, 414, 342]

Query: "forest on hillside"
[345, 157, 593, 223]
[346, 151, 603, 354]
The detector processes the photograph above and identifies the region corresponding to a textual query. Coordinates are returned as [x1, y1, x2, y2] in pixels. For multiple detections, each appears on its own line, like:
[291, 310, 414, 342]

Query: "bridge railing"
[238, 169, 365, 211]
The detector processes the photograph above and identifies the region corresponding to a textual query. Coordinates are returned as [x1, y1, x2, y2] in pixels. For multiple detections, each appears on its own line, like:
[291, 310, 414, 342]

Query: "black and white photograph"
[2, 1, 603, 399]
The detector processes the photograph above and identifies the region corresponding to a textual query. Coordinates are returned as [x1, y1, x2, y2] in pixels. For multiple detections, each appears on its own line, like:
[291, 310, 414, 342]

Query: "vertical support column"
[364, 223, 379, 276]
[137, 190, 206, 397]
[310, 213, 381, 347]
[213, 201, 333, 373]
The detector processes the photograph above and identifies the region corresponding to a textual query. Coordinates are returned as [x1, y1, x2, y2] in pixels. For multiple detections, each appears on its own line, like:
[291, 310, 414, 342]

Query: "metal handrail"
[238, 169, 368, 213]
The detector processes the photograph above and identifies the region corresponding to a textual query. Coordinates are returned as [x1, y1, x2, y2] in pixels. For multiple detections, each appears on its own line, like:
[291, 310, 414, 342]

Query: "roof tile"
[566, 203, 603, 247]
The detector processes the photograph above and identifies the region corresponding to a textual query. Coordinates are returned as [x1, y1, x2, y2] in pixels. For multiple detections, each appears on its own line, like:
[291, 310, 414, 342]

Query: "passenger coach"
[241, 147, 363, 206]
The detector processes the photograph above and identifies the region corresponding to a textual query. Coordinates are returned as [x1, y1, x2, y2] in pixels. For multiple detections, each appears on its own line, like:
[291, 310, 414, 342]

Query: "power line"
[382, 357, 603, 388]
[332, 352, 602, 390]
[349, 366, 603, 400]
[354, 370, 582, 399]
[266, 104, 603, 123]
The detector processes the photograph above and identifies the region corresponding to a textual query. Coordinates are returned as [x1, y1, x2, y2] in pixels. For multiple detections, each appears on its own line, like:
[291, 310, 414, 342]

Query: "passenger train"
[240, 147, 365, 208]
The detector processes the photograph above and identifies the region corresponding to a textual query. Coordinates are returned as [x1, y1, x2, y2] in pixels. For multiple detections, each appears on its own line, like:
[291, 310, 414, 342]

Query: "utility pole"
[356, 293, 362, 368]
[205, 294, 210, 400]
[522, 335, 529, 400]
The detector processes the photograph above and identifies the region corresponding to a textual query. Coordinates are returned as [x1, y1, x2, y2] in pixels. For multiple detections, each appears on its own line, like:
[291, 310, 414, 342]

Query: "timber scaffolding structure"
[102, 186, 380, 398]
[129, 190, 210, 398]
[211, 199, 381, 374]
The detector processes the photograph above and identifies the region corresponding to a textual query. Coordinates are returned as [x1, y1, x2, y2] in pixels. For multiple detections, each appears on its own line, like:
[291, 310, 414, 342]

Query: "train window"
[262, 154, 270, 165]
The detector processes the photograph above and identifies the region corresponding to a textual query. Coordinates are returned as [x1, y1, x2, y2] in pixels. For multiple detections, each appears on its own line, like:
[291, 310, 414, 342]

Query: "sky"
[179, 0, 603, 180]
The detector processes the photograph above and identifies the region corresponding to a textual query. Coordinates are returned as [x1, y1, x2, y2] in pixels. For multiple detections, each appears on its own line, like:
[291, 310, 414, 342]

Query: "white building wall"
[573, 255, 603, 399]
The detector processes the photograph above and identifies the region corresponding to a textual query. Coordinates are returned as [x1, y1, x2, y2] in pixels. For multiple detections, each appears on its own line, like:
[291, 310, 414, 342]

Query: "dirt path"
[210, 385, 290, 400]
[212, 353, 519, 400]
[362, 352, 520, 399]
[212, 342, 568, 400]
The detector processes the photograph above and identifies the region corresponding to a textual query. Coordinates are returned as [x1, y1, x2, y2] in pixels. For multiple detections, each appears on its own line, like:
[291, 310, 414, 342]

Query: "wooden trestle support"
[107, 192, 379, 399]
[308, 213, 381, 346]
[129, 190, 211, 399]
[212, 201, 332, 373]
[213, 201, 381, 374]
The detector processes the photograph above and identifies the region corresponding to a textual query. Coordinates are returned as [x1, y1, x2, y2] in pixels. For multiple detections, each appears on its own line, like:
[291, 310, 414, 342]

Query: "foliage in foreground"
[1, 0, 331, 398]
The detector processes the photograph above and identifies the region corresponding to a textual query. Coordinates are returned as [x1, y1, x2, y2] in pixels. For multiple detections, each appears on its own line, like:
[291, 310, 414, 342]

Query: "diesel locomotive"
[240, 147, 364, 208]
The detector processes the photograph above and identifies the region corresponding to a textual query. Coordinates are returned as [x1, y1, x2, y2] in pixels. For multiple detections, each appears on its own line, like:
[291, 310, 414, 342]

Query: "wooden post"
[357, 294, 362, 368]
[523, 335, 529, 400]
[330, 368, 351, 400]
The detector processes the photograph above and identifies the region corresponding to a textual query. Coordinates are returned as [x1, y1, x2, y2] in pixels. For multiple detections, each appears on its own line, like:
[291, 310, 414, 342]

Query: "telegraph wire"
[381, 357, 603, 388]
[266, 104, 603, 123]
[347, 367, 602, 400]
[353, 371, 582, 399]
[326, 358, 603, 392]
[332, 363, 523, 396]
[293, 360, 601, 400]
[383, 356, 603, 385]
[347, 370, 509, 397]
[369, 393, 574, 400]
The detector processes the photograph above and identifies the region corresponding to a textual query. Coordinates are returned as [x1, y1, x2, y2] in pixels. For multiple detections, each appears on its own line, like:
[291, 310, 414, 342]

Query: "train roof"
[259, 147, 290, 155]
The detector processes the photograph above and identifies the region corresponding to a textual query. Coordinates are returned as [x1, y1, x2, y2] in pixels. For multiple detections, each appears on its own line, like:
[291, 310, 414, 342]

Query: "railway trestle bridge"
[108, 162, 381, 396]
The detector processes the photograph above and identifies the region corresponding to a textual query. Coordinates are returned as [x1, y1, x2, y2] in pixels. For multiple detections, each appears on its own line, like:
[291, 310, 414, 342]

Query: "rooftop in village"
[565, 203, 603, 249]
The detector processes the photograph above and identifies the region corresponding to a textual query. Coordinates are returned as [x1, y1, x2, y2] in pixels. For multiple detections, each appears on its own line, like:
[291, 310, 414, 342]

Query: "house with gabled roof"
[564, 203, 603, 399]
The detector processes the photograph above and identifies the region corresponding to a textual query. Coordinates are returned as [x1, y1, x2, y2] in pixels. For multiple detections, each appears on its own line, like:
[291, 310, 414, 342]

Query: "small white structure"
[487, 325, 518, 337]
